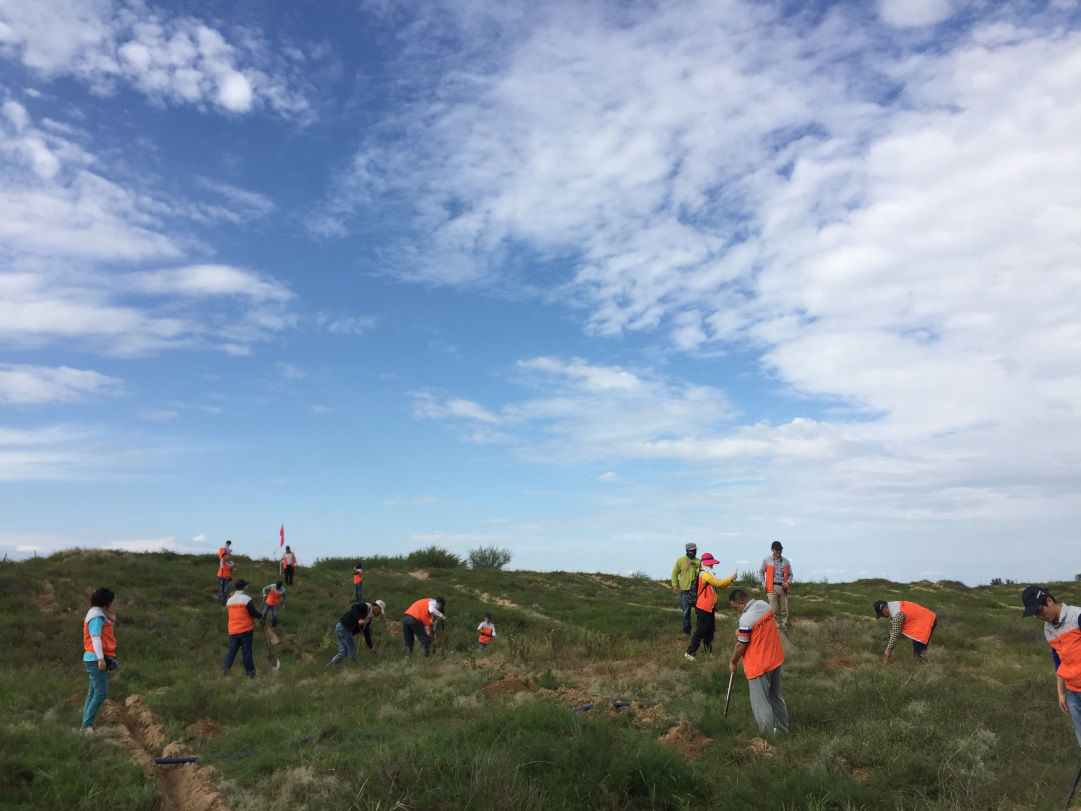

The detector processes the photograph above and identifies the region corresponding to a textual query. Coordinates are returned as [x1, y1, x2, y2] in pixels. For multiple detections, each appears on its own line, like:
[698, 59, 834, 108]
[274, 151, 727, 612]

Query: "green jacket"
[670, 556, 701, 591]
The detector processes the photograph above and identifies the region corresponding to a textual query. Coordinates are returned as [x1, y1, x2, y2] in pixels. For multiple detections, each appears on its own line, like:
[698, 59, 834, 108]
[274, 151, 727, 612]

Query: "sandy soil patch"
[185, 718, 225, 738]
[749, 736, 777, 759]
[409, 569, 429, 580]
[265, 628, 280, 645]
[658, 720, 711, 760]
[37, 580, 61, 615]
[483, 674, 532, 698]
[825, 655, 854, 670]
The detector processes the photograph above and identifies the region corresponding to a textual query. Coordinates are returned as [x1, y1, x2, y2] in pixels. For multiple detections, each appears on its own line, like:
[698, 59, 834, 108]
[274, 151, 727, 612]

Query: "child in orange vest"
[353, 561, 364, 603]
[476, 612, 496, 649]
[216, 554, 235, 605]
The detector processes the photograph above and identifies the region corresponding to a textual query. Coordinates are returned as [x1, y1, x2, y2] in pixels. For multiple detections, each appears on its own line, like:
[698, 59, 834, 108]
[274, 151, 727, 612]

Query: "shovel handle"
[723, 671, 734, 719]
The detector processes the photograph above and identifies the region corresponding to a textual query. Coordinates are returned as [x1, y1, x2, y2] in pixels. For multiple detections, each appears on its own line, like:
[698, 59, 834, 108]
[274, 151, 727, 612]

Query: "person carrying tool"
[1022, 586, 1081, 748]
[353, 561, 364, 603]
[216, 553, 236, 605]
[261, 581, 286, 627]
[875, 599, 938, 663]
[727, 588, 789, 733]
[281, 546, 297, 585]
[80, 587, 118, 731]
[671, 542, 701, 636]
[684, 553, 737, 662]
[222, 580, 263, 678]
[402, 596, 446, 657]
[759, 541, 793, 633]
[327, 599, 386, 668]
[477, 612, 496, 649]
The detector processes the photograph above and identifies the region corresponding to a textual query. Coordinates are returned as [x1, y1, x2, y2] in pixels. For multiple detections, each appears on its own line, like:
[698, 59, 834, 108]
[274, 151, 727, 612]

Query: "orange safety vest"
[478, 623, 494, 645]
[743, 606, 785, 680]
[694, 574, 715, 611]
[404, 598, 434, 630]
[227, 593, 255, 634]
[282, 552, 296, 567]
[763, 561, 791, 593]
[217, 560, 234, 579]
[218, 545, 230, 560]
[83, 613, 117, 657]
[353, 570, 363, 585]
[898, 601, 937, 645]
[1048, 606, 1081, 692]
[265, 588, 283, 606]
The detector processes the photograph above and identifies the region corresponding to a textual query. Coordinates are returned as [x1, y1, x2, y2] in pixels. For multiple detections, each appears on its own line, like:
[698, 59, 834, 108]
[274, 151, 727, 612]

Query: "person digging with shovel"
[261, 580, 286, 628]
[326, 599, 386, 668]
[728, 587, 789, 734]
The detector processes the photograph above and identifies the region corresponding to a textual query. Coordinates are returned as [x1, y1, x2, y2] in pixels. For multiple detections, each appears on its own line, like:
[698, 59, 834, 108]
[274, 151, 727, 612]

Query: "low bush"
[468, 545, 512, 570]
[405, 545, 462, 569]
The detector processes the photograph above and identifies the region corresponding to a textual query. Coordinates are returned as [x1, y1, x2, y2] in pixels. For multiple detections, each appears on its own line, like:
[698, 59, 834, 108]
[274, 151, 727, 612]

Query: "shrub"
[405, 545, 462, 569]
[628, 570, 654, 583]
[738, 569, 759, 586]
[468, 545, 512, 570]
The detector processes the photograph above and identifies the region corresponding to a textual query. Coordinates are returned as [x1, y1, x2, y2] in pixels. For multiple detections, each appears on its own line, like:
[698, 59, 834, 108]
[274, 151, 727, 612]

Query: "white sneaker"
[684, 653, 695, 662]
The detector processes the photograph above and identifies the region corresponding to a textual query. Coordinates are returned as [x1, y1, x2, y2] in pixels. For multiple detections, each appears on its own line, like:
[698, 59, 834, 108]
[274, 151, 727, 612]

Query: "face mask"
[687, 551, 696, 559]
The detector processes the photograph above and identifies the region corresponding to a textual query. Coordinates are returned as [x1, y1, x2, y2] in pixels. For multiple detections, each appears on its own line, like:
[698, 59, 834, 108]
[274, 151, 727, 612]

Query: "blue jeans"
[217, 577, 230, 604]
[263, 603, 279, 626]
[354, 582, 363, 603]
[679, 590, 693, 634]
[81, 660, 108, 728]
[1066, 689, 1081, 748]
[223, 631, 255, 676]
[327, 622, 357, 667]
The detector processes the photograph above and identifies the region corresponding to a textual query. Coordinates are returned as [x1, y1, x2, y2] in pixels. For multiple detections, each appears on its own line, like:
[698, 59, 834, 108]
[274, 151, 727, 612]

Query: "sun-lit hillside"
[0, 549, 1075, 810]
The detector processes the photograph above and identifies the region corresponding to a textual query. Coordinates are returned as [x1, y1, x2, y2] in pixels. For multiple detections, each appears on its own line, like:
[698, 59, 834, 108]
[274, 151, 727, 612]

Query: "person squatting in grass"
[261, 581, 286, 627]
[281, 546, 297, 586]
[1022, 586, 1081, 748]
[222, 580, 263, 678]
[684, 553, 737, 662]
[353, 560, 364, 604]
[875, 599, 938, 663]
[216, 553, 235, 606]
[759, 540, 793, 633]
[728, 588, 789, 734]
[477, 612, 496, 649]
[671, 542, 701, 637]
[327, 599, 386, 667]
[402, 596, 446, 657]
[80, 587, 118, 731]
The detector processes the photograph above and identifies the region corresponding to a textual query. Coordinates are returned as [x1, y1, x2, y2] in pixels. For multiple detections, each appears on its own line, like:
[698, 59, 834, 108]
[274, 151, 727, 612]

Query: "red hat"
[700, 553, 719, 566]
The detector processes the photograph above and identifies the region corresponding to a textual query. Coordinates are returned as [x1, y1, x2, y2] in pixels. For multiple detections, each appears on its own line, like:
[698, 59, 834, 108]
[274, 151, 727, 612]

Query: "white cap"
[374, 599, 386, 614]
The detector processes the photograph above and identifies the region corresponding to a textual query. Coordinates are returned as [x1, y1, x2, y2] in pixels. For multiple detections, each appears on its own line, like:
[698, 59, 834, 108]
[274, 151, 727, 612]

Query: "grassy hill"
[0, 549, 1075, 810]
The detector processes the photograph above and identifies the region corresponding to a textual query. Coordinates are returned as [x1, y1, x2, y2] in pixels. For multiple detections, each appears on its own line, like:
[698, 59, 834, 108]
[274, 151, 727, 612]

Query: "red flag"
[279, 524, 284, 547]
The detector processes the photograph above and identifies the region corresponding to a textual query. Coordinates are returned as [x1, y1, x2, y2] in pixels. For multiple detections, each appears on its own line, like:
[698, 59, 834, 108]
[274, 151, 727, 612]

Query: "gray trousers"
[748, 666, 789, 733]
[767, 591, 790, 632]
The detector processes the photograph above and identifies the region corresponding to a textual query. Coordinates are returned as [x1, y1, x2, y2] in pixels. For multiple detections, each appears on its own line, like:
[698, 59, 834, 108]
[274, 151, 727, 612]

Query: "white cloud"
[598, 471, 619, 482]
[105, 536, 181, 552]
[384, 496, 438, 506]
[277, 362, 305, 380]
[309, 405, 331, 415]
[0, 364, 120, 404]
[192, 533, 206, 542]
[0, 0, 310, 118]
[877, 0, 954, 28]
[137, 408, 178, 422]
[129, 265, 293, 302]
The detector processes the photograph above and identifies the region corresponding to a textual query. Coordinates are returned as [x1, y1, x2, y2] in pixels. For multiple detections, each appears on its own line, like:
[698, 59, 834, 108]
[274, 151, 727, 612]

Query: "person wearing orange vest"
[1023, 586, 1081, 748]
[758, 540, 793, 633]
[222, 580, 263, 678]
[728, 588, 789, 733]
[875, 599, 938, 663]
[684, 553, 737, 662]
[81, 587, 117, 731]
[216, 554, 236, 605]
[281, 546, 297, 585]
[353, 561, 364, 604]
[218, 539, 232, 560]
[261, 581, 286, 627]
[402, 596, 446, 657]
[477, 612, 496, 649]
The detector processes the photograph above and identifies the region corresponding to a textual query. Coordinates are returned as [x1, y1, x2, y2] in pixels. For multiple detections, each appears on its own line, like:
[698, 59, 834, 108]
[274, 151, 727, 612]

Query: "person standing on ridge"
[759, 541, 793, 633]
[1022, 586, 1081, 748]
[353, 561, 364, 604]
[875, 599, 938, 663]
[327, 599, 386, 668]
[671, 542, 701, 636]
[281, 546, 297, 585]
[402, 596, 446, 658]
[684, 553, 737, 662]
[80, 587, 118, 731]
[261, 580, 286, 627]
[216, 553, 236, 605]
[222, 580, 262, 678]
[218, 539, 232, 560]
[728, 588, 789, 734]
[477, 612, 496, 649]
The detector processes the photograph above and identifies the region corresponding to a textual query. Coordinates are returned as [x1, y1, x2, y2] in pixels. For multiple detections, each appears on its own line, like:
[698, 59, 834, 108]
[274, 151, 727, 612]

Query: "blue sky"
[1, 0, 1079, 585]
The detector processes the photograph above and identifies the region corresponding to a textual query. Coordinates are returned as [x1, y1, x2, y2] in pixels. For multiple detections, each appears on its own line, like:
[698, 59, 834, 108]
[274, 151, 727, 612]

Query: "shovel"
[261, 621, 280, 670]
[723, 671, 734, 719]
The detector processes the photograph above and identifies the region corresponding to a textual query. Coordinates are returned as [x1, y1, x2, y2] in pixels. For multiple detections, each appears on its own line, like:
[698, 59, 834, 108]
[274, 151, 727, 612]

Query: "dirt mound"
[37, 580, 61, 615]
[478, 591, 518, 609]
[749, 737, 777, 759]
[825, 655, 853, 670]
[658, 720, 710, 760]
[409, 569, 429, 579]
[113, 694, 166, 748]
[185, 718, 225, 738]
[483, 674, 532, 697]
[265, 628, 280, 644]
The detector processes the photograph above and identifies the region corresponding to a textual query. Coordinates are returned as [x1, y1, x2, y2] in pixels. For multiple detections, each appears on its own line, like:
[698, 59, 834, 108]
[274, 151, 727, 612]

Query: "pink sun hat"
[700, 553, 720, 567]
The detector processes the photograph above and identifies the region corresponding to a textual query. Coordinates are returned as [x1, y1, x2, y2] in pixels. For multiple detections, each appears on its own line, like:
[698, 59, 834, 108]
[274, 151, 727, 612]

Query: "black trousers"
[687, 607, 715, 655]
[912, 619, 938, 660]
[283, 565, 294, 585]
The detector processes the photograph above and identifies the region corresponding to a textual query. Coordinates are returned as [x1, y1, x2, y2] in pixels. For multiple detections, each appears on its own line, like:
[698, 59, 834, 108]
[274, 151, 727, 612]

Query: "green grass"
[0, 549, 1075, 809]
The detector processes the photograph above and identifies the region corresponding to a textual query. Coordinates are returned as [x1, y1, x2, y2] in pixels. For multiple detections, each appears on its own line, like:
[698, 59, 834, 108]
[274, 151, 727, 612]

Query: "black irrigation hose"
[571, 701, 632, 713]
[153, 731, 383, 764]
